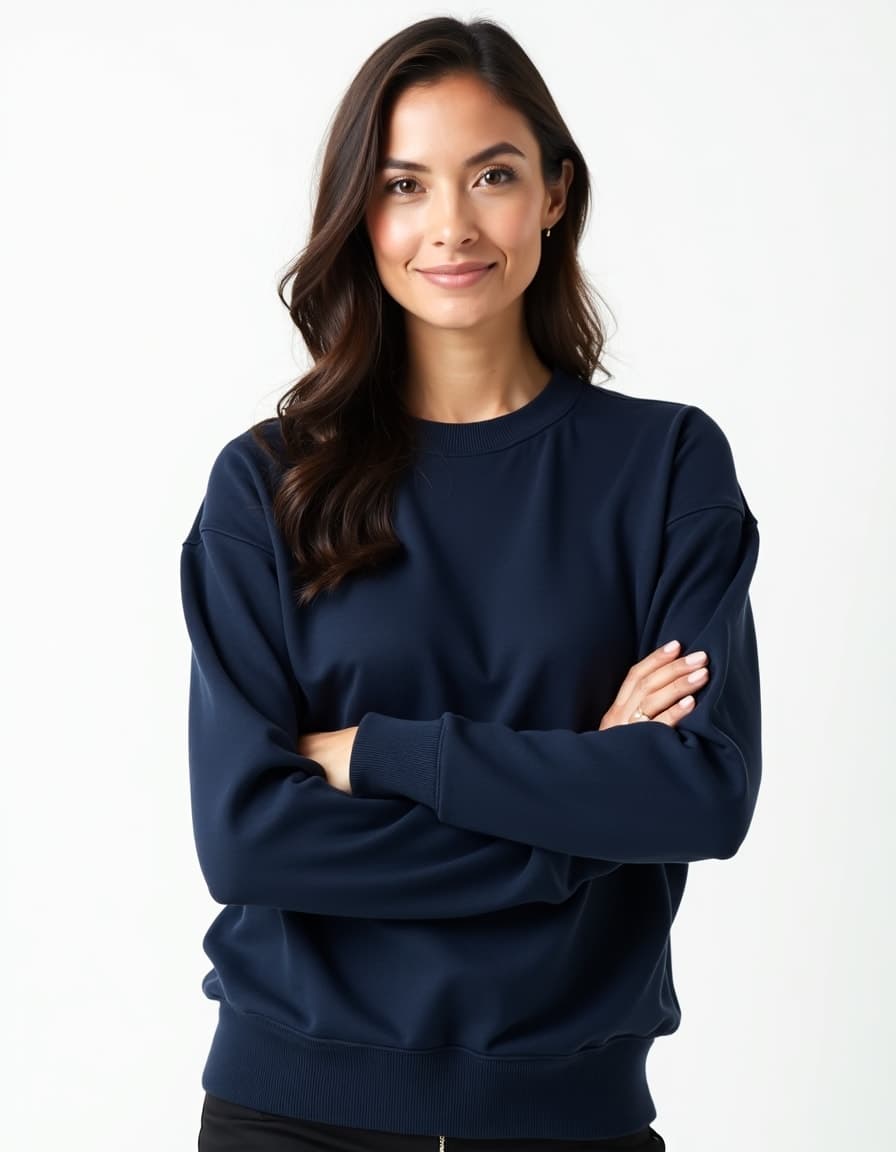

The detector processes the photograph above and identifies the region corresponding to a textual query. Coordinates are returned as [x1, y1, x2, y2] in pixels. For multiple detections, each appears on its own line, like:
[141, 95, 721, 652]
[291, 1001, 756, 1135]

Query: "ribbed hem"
[349, 712, 444, 808]
[410, 367, 586, 456]
[201, 1000, 657, 1140]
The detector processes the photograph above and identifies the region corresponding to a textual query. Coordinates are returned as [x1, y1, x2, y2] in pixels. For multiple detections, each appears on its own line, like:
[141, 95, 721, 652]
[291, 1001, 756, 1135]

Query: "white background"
[2, 2, 893, 1149]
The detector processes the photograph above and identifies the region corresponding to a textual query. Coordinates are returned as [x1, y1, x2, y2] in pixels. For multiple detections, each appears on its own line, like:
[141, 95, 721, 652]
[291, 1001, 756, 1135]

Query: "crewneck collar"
[410, 367, 585, 455]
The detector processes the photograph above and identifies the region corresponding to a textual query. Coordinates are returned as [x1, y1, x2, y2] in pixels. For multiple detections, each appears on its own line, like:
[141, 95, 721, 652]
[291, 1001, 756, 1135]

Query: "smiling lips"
[417, 262, 496, 288]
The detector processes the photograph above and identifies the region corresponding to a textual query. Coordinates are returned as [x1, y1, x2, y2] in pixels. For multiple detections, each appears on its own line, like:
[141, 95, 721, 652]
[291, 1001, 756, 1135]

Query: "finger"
[614, 641, 682, 705]
[638, 694, 697, 726]
[618, 646, 707, 710]
[636, 667, 709, 723]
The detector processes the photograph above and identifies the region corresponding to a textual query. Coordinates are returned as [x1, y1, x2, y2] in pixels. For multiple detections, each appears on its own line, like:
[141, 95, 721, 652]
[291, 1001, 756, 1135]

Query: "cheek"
[494, 201, 543, 253]
[366, 206, 413, 264]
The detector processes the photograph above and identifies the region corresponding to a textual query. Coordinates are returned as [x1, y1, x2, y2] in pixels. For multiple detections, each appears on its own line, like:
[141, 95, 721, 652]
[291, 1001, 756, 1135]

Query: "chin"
[416, 310, 496, 330]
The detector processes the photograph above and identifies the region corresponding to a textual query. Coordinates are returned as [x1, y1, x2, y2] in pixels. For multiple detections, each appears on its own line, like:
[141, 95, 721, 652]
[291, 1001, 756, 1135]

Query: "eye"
[383, 164, 518, 196]
[478, 164, 517, 187]
[384, 177, 422, 196]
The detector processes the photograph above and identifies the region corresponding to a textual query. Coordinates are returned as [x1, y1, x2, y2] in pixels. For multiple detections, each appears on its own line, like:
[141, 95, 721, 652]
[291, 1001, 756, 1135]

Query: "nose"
[427, 187, 479, 247]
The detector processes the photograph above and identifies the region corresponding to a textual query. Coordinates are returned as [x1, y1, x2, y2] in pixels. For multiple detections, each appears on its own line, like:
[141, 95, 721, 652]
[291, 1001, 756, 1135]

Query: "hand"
[598, 641, 710, 730]
[297, 726, 359, 794]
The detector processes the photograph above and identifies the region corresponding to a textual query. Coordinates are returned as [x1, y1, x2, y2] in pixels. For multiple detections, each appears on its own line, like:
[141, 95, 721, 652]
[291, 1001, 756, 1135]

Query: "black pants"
[198, 1092, 665, 1151]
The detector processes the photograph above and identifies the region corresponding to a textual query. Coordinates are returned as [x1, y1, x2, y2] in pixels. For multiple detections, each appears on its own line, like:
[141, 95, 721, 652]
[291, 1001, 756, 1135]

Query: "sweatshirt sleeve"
[349, 408, 762, 864]
[181, 517, 621, 920]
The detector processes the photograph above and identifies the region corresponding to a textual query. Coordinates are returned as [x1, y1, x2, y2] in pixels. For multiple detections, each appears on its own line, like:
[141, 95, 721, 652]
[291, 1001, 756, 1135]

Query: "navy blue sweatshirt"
[179, 367, 761, 1142]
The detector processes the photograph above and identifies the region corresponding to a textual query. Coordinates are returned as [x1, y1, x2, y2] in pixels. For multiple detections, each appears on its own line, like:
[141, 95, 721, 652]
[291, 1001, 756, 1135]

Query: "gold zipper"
[438, 1136, 446, 1150]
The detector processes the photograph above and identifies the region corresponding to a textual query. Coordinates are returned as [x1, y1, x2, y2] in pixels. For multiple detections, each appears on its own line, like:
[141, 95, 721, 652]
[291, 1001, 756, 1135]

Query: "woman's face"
[364, 72, 571, 333]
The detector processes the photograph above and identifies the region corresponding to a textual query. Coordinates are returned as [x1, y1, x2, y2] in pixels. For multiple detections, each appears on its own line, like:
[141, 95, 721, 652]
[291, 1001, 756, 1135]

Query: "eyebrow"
[378, 141, 526, 172]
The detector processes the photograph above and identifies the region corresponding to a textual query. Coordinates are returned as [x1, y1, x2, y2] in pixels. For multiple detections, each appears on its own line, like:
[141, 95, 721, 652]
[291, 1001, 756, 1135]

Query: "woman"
[181, 15, 761, 1151]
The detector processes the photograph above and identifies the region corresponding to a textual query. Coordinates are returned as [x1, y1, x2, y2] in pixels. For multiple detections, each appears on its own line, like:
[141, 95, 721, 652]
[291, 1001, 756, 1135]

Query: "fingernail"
[685, 650, 707, 665]
[663, 640, 680, 652]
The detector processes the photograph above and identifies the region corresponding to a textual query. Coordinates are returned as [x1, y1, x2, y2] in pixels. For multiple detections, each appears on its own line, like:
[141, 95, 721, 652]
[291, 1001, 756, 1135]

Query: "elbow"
[716, 815, 749, 860]
[203, 859, 260, 907]
[195, 821, 296, 908]
[199, 858, 234, 906]
[204, 868, 236, 906]
[702, 711, 761, 859]
[715, 767, 761, 860]
[194, 832, 245, 905]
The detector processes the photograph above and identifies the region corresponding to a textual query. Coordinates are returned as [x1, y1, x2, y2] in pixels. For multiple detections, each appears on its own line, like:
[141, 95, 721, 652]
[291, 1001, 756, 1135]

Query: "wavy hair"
[250, 15, 613, 605]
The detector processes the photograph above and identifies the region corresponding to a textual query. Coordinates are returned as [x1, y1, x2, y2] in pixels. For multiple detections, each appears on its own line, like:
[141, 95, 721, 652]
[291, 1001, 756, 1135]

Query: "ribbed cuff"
[349, 712, 444, 809]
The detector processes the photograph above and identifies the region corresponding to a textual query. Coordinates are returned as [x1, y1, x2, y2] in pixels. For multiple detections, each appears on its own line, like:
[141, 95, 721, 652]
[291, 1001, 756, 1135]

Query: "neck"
[401, 310, 550, 423]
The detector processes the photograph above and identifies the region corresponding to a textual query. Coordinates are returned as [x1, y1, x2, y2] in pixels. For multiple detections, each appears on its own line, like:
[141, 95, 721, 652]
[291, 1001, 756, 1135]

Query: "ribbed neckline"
[410, 366, 585, 455]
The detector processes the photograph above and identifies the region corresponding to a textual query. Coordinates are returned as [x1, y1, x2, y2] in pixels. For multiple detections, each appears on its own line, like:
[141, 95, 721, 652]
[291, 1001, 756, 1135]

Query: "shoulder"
[576, 381, 751, 522]
[183, 418, 287, 550]
[660, 402, 750, 523]
[577, 379, 712, 437]
[575, 379, 694, 448]
[577, 379, 732, 447]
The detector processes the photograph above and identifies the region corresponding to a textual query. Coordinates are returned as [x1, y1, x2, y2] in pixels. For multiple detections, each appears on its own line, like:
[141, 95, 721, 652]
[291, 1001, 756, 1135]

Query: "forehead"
[382, 75, 530, 155]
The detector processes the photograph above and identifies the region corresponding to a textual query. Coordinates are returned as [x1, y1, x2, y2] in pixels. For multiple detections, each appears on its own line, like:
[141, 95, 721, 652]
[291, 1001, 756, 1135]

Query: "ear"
[544, 158, 574, 230]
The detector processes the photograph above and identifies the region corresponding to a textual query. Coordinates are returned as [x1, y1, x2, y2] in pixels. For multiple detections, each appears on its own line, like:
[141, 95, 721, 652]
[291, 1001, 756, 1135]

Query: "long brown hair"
[250, 15, 614, 606]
